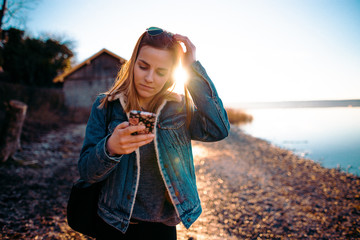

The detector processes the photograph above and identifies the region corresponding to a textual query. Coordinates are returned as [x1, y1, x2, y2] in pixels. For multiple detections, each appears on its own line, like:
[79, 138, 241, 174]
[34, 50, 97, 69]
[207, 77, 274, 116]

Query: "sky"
[13, 0, 360, 104]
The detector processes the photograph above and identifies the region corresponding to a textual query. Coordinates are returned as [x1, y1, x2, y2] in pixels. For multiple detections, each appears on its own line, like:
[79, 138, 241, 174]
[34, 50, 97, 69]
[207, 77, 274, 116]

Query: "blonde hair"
[99, 30, 181, 113]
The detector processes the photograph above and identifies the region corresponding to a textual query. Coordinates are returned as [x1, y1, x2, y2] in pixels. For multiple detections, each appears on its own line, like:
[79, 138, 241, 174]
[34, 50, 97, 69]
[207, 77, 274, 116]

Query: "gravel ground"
[0, 124, 359, 239]
[180, 127, 360, 239]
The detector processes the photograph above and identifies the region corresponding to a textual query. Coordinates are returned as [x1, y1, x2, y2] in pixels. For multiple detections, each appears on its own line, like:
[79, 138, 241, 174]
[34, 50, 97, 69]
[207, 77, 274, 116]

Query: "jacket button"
[164, 163, 169, 168]
[121, 223, 126, 228]
[127, 194, 131, 200]
[187, 218, 191, 222]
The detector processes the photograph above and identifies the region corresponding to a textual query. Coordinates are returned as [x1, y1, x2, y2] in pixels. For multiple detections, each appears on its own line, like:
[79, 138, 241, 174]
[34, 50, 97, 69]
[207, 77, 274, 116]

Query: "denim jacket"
[78, 61, 230, 233]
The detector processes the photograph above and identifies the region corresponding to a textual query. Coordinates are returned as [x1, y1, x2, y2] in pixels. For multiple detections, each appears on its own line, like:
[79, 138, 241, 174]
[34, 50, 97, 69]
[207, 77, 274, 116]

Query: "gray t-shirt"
[131, 142, 180, 226]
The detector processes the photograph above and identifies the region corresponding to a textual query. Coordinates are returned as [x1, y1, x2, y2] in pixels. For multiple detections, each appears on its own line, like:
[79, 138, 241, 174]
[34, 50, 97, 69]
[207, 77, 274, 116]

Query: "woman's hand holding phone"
[106, 122, 155, 156]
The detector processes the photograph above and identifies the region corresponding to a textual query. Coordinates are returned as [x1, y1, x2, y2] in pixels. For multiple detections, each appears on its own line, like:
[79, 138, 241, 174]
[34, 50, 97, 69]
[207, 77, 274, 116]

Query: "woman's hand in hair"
[173, 34, 196, 68]
[106, 122, 154, 155]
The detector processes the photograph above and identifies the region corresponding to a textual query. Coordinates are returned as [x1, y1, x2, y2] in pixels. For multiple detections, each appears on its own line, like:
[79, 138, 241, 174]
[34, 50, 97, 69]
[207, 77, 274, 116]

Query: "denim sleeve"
[78, 95, 124, 183]
[186, 61, 230, 141]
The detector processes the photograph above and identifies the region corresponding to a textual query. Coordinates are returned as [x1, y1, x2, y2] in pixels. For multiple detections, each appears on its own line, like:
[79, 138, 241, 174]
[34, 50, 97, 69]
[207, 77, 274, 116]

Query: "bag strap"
[105, 101, 114, 134]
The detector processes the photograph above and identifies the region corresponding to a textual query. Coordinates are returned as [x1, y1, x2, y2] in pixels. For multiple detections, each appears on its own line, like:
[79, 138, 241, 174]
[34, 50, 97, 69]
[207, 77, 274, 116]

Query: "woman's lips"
[139, 84, 154, 90]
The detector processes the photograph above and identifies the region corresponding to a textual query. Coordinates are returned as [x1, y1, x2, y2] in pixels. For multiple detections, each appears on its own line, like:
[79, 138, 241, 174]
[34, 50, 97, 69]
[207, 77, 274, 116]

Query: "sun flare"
[173, 60, 188, 94]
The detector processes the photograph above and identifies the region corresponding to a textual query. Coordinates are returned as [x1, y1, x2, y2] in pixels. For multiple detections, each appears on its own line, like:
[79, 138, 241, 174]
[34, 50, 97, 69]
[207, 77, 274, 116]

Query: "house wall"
[64, 77, 114, 108]
[63, 53, 122, 109]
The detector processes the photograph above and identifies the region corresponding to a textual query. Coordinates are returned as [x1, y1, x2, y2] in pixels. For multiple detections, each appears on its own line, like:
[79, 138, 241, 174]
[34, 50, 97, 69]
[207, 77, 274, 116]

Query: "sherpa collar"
[107, 91, 182, 111]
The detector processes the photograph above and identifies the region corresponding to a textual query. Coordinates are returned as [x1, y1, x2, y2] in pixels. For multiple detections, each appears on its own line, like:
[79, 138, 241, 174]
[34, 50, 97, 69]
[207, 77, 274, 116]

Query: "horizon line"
[227, 98, 360, 104]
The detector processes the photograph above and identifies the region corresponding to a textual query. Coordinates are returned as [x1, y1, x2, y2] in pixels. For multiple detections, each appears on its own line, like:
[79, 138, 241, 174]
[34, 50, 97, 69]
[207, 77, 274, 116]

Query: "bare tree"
[0, 0, 6, 31]
[0, 0, 40, 32]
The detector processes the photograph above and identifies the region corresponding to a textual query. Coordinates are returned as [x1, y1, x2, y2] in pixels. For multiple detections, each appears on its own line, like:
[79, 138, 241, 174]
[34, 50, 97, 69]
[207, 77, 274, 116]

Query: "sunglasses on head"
[147, 27, 164, 36]
[146, 27, 173, 37]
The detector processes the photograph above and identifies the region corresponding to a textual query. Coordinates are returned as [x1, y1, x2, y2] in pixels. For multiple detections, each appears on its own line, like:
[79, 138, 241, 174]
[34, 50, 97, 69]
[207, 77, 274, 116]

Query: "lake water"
[239, 107, 360, 176]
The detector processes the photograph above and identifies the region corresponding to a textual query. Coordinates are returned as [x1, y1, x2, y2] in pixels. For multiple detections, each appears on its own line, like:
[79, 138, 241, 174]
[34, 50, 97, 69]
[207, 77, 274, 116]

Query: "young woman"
[78, 27, 230, 239]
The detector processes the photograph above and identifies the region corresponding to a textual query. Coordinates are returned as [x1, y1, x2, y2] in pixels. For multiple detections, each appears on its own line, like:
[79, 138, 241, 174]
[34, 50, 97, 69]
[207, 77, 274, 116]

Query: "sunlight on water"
[240, 107, 360, 175]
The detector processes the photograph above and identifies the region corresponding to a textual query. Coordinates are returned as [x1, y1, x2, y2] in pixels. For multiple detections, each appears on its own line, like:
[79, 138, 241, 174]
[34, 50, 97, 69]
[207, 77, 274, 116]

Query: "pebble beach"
[178, 127, 360, 239]
[0, 124, 359, 239]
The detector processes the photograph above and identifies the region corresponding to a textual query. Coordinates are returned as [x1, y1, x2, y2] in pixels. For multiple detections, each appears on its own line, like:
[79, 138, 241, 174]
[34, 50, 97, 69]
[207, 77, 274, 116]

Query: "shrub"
[225, 107, 253, 125]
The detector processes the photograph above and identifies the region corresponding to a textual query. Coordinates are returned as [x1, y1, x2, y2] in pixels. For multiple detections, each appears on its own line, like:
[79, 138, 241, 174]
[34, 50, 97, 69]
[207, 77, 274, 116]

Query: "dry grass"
[225, 107, 253, 125]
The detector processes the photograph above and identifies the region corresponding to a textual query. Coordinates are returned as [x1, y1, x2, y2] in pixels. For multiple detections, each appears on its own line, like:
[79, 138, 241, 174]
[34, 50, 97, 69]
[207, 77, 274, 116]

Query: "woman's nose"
[145, 71, 154, 83]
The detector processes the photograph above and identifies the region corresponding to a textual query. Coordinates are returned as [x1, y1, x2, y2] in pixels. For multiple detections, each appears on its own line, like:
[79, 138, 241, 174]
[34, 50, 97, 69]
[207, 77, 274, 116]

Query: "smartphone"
[129, 110, 157, 135]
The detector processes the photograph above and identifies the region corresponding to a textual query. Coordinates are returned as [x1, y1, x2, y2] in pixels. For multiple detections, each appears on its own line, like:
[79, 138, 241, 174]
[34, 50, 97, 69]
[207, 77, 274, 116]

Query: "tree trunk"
[0, 100, 27, 162]
[0, 0, 7, 32]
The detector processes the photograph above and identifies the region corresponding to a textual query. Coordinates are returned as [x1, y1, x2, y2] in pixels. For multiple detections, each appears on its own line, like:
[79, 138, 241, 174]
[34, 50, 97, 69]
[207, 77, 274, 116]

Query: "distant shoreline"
[230, 99, 360, 109]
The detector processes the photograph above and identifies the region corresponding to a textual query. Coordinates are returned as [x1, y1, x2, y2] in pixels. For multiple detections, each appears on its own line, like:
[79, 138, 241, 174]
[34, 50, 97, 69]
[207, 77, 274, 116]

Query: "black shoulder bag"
[67, 101, 113, 237]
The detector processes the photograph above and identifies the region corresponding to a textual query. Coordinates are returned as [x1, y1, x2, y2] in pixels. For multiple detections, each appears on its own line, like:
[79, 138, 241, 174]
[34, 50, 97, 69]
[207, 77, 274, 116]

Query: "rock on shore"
[0, 124, 359, 239]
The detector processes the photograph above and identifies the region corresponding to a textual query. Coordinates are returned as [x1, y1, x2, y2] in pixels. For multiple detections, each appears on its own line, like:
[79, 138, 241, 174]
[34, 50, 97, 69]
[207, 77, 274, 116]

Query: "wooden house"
[53, 48, 126, 110]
